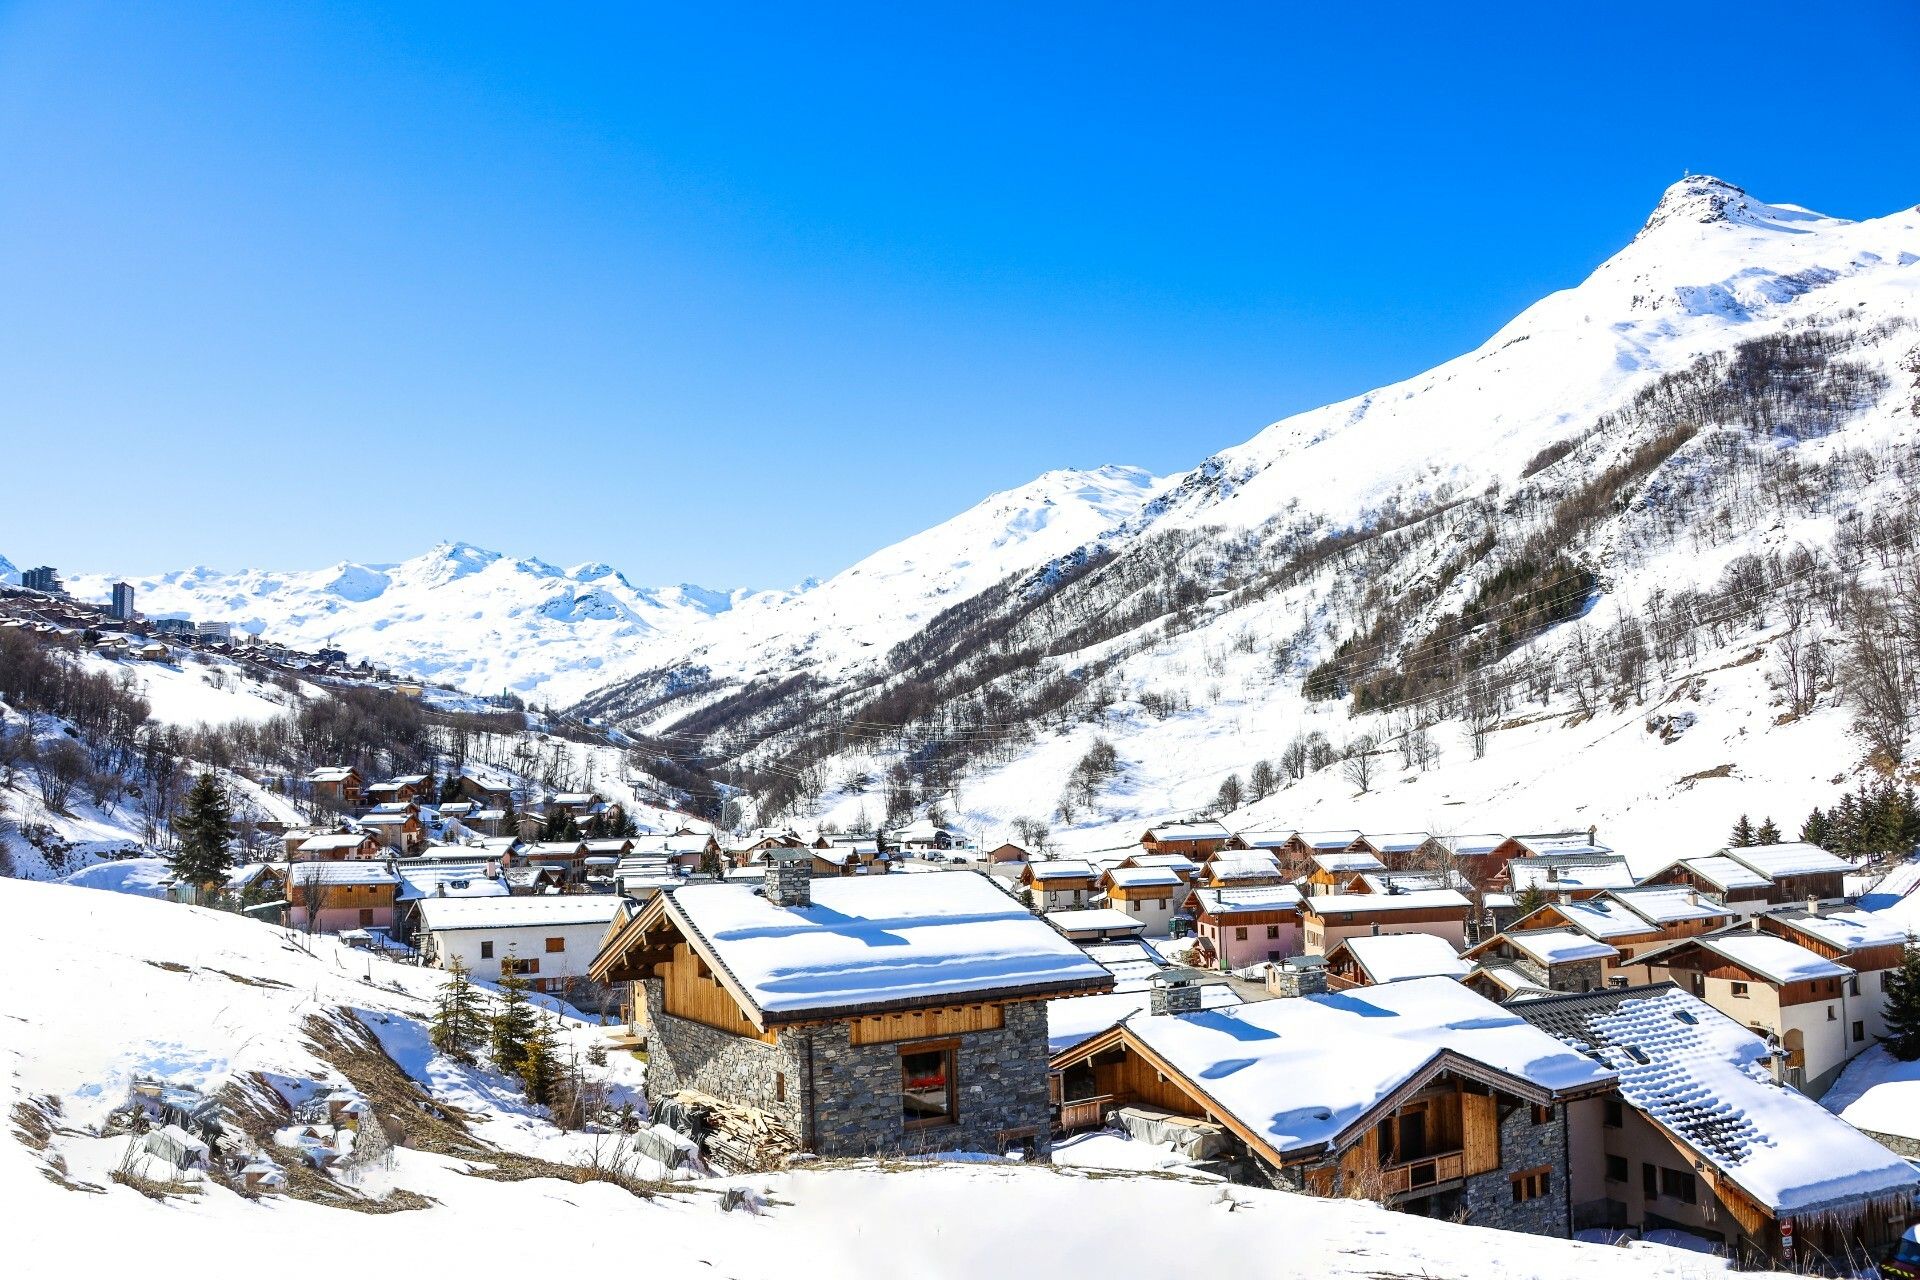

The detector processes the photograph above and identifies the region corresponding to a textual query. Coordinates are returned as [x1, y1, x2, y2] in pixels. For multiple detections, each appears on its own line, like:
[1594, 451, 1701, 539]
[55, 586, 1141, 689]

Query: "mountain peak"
[1634, 174, 1837, 243]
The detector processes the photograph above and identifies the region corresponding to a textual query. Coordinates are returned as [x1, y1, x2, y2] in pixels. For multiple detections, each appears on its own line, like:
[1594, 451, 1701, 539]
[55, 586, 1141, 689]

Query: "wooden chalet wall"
[848, 1004, 1005, 1046]
[660, 942, 773, 1042]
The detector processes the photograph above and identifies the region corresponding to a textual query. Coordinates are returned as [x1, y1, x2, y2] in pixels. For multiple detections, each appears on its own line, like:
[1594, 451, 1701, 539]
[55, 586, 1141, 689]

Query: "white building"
[416, 895, 625, 996]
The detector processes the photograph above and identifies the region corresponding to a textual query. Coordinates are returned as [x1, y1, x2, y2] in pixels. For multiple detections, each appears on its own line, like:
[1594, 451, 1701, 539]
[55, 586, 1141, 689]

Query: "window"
[1730, 981, 1749, 998]
[358, 908, 374, 927]
[1510, 1168, 1551, 1203]
[774, 1073, 786, 1103]
[1659, 1167, 1697, 1204]
[1641, 1162, 1658, 1199]
[1235, 927, 1248, 941]
[504, 957, 539, 976]
[545, 936, 565, 953]
[1828, 1006, 1837, 1021]
[901, 1044, 956, 1128]
[1266, 925, 1280, 940]
[480, 940, 494, 960]
[1603, 1097, 1624, 1129]
[1530, 1104, 1552, 1127]
[1605, 1154, 1629, 1183]
[1850, 975, 1862, 997]
[1854, 1020, 1866, 1043]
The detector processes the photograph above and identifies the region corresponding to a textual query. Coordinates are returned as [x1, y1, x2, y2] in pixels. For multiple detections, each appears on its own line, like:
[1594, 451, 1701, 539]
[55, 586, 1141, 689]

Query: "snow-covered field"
[3, 877, 1763, 1279]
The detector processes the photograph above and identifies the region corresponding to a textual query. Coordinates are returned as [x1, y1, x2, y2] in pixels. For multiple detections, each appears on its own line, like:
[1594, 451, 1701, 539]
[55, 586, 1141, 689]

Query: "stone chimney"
[1806, 894, 1819, 917]
[1267, 959, 1329, 999]
[764, 849, 813, 909]
[1149, 968, 1208, 1016]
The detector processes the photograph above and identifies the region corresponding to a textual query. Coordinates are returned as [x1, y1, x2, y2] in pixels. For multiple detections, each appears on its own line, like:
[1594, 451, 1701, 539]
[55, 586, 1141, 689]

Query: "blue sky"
[2, 2, 1916, 588]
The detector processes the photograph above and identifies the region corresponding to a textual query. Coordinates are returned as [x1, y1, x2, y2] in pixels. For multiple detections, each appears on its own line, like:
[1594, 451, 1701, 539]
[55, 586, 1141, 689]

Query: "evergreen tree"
[698, 846, 724, 878]
[439, 773, 464, 804]
[1728, 814, 1755, 848]
[541, 807, 581, 842]
[1754, 817, 1782, 845]
[430, 958, 487, 1064]
[609, 807, 638, 838]
[1883, 942, 1920, 1062]
[170, 772, 234, 887]
[499, 796, 519, 840]
[1513, 884, 1548, 918]
[489, 961, 539, 1075]
[518, 1014, 562, 1107]
[582, 811, 607, 840]
[1801, 807, 1831, 848]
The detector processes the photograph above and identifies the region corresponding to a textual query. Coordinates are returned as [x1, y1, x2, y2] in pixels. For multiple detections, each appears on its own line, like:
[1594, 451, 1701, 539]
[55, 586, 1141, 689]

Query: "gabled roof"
[595, 870, 1112, 1025]
[1350, 869, 1471, 896]
[1231, 829, 1295, 849]
[1362, 832, 1434, 854]
[1676, 855, 1771, 891]
[1722, 842, 1852, 879]
[1515, 895, 1651, 941]
[1693, 933, 1851, 985]
[295, 832, 377, 852]
[1064, 978, 1612, 1165]
[1125, 852, 1199, 874]
[1301, 889, 1471, 918]
[306, 766, 359, 784]
[1606, 886, 1732, 926]
[1767, 908, 1910, 954]
[1206, 851, 1283, 878]
[1043, 908, 1144, 936]
[1516, 985, 1917, 1216]
[1192, 884, 1302, 916]
[1293, 829, 1363, 851]
[1104, 866, 1185, 890]
[1506, 856, 1635, 893]
[1491, 928, 1620, 967]
[289, 861, 398, 887]
[1142, 820, 1231, 842]
[417, 894, 623, 932]
[1509, 831, 1613, 858]
[1330, 933, 1470, 984]
[1309, 849, 1386, 875]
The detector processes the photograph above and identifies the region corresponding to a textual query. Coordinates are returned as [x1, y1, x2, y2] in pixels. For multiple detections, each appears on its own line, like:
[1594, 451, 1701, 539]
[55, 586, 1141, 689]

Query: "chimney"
[1267, 959, 1330, 999]
[765, 849, 813, 909]
[1149, 968, 1208, 1016]
[1806, 894, 1819, 917]
[1685, 889, 1699, 907]
[1588, 824, 1598, 845]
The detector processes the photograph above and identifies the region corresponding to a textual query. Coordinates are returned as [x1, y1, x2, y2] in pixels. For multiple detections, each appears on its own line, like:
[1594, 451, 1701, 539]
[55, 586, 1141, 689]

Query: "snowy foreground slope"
[4, 878, 1750, 1279]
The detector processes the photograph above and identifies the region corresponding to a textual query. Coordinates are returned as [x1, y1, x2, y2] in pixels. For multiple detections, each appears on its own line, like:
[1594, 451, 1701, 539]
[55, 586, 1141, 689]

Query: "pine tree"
[489, 962, 539, 1075]
[541, 807, 580, 842]
[439, 773, 464, 804]
[698, 846, 724, 878]
[170, 772, 234, 887]
[430, 958, 487, 1063]
[1728, 814, 1755, 848]
[1883, 943, 1920, 1062]
[499, 796, 519, 840]
[1754, 817, 1782, 845]
[1801, 807, 1831, 848]
[518, 1014, 562, 1107]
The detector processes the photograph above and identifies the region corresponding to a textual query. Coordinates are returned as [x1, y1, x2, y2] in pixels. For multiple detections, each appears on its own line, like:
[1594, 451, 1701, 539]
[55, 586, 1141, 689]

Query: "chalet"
[1324, 932, 1471, 989]
[1196, 850, 1288, 890]
[1438, 833, 1511, 892]
[1138, 819, 1233, 860]
[891, 817, 962, 852]
[1281, 830, 1366, 877]
[1633, 929, 1873, 1094]
[449, 775, 514, 808]
[589, 864, 1113, 1160]
[1019, 859, 1100, 912]
[418, 894, 624, 1002]
[365, 775, 429, 805]
[724, 831, 806, 867]
[1343, 869, 1473, 897]
[1100, 866, 1186, 935]
[1495, 829, 1611, 861]
[1517, 985, 1916, 1267]
[1044, 908, 1148, 944]
[1463, 929, 1620, 997]
[463, 807, 509, 836]
[436, 801, 476, 820]
[1305, 848, 1387, 896]
[1497, 854, 1635, 900]
[221, 861, 285, 904]
[1120, 851, 1201, 883]
[288, 831, 382, 862]
[1299, 889, 1474, 955]
[287, 861, 400, 934]
[1225, 829, 1294, 855]
[305, 766, 364, 808]
[984, 842, 1030, 866]
[1644, 855, 1776, 913]
[1189, 884, 1303, 969]
[547, 790, 603, 817]
[366, 800, 421, 819]
[811, 842, 889, 877]
[1050, 975, 1615, 1232]
[513, 839, 593, 885]
[633, 831, 723, 873]
[1722, 843, 1852, 904]
[358, 810, 426, 854]
[1364, 832, 1441, 868]
[1500, 887, 1733, 978]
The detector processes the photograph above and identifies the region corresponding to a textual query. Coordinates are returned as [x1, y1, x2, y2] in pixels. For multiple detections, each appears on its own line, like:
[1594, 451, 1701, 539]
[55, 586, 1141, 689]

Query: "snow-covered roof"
[1350, 870, 1468, 896]
[1506, 857, 1635, 892]
[1309, 850, 1386, 875]
[1333, 933, 1470, 984]
[1441, 833, 1507, 856]
[288, 862, 398, 887]
[1044, 908, 1144, 936]
[550, 791, 599, 806]
[222, 862, 278, 891]
[1694, 933, 1851, 985]
[417, 894, 624, 932]
[1192, 885, 1303, 916]
[1230, 829, 1295, 849]
[1301, 889, 1471, 917]
[1111, 978, 1613, 1159]
[1046, 986, 1241, 1055]
[396, 866, 506, 902]
[1143, 820, 1230, 842]
[367, 801, 416, 815]
[357, 812, 415, 828]
[1519, 986, 1917, 1216]
[656, 870, 1113, 1019]
[632, 833, 714, 855]
[306, 766, 358, 783]
[1771, 908, 1910, 954]
[1081, 939, 1170, 990]
[1206, 852, 1282, 879]
[1126, 852, 1199, 873]
[1362, 832, 1433, 854]
[1607, 886, 1730, 926]
[296, 832, 375, 852]
[1679, 855, 1771, 891]
[1500, 929, 1620, 967]
[1105, 866, 1185, 890]
[1511, 831, 1613, 858]
[1723, 842, 1852, 879]
[1294, 830, 1363, 851]
[1474, 964, 1555, 998]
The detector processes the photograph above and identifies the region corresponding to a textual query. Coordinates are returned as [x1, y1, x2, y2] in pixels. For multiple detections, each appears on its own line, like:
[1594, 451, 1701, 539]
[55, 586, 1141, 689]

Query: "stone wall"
[1462, 1099, 1571, 1237]
[1547, 958, 1608, 994]
[643, 980, 1054, 1159]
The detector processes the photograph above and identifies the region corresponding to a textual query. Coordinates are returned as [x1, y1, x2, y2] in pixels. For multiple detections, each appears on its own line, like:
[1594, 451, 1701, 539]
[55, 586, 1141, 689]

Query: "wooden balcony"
[1057, 1093, 1127, 1133]
[1380, 1149, 1465, 1197]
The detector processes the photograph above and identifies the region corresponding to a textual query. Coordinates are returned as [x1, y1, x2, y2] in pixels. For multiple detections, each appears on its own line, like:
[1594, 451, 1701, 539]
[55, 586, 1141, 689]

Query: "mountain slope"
[575, 176, 1920, 853]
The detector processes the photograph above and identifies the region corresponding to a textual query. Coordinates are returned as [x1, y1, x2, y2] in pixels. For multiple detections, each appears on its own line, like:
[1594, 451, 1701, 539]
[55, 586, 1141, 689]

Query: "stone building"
[1048, 974, 1615, 1236]
[1462, 928, 1620, 997]
[590, 861, 1112, 1160]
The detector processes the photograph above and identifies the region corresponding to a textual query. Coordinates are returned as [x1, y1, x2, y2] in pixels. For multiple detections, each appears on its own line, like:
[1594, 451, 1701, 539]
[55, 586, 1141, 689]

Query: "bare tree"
[1771, 629, 1827, 718]
[1841, 596, 1913, 760]
[1462, 674, 1500, 760]
[1340, 736, 1378, 795]
[34, 738, 89, 814]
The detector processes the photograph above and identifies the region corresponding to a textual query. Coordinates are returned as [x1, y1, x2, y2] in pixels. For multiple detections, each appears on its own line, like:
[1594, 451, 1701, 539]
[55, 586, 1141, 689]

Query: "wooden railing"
[1379, 1150, 1465, 1197]
[1058, 1093, 1127, 1132]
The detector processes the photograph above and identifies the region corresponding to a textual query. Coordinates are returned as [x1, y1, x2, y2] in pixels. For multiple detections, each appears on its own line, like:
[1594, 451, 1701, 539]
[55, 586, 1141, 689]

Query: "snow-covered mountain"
[46, 465, 1161, 706]
[577, 176, 1920, 856]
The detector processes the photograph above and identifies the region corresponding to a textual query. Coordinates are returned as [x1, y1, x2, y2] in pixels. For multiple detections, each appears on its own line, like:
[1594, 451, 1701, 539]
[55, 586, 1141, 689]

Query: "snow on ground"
[1823, 1045, 1920, 1144]
[75, 650, 299, 726]
[4, 876, 1765, 1279]
[59, 857, 173, 898]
